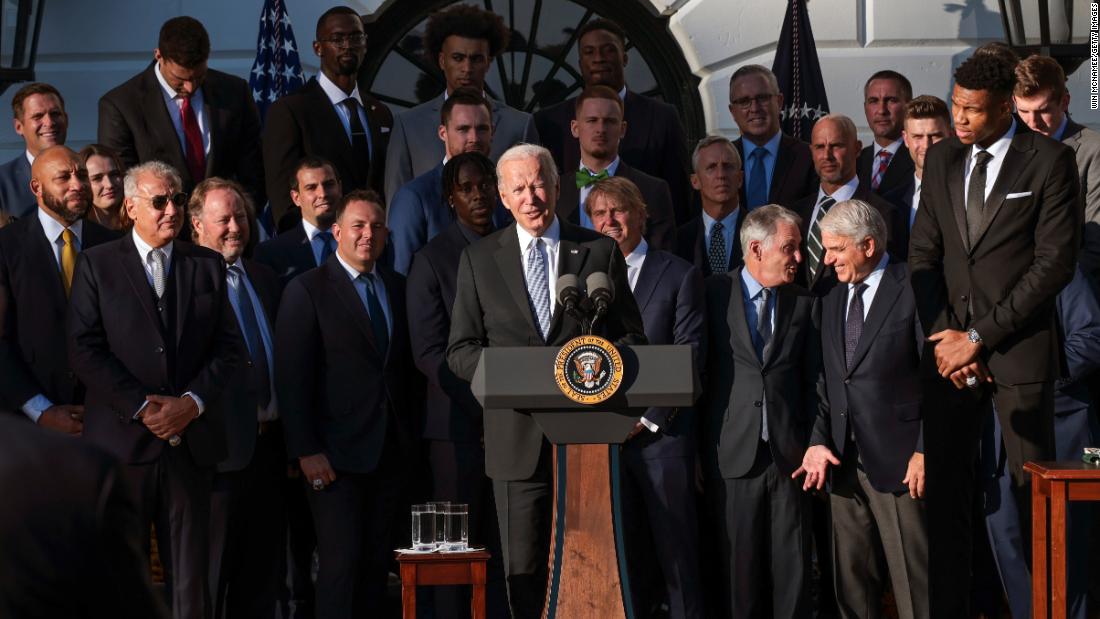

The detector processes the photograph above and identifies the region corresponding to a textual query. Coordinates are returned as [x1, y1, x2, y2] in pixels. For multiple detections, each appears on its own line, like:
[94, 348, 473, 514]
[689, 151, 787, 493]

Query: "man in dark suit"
[98, 17, 264, 208]
[276, 189, 417, 618]
[908, 52, 1081, 617]
[856, 70, 914, 212]
[792, 114, 907, 297]
[701, 204, 823, 618]
[68, 160, 243, 619]
[0, 414, 168, 618]
[587, 176, 705, 619]
[1, 83, 69, 219]
[558, 85, 675, 251]
[793, 199, 928, 619]
[264, 7, 392, 231]
[384, 4, 537, 203]
[189, 178, 284, 619]
[447, 144, 646, 618]
[0, 146, 115, 432]
[898, 96, 951, 232]
[534, 18, 691, 224]
[675, 136, 746, 276]
[727, 65, 817, 210]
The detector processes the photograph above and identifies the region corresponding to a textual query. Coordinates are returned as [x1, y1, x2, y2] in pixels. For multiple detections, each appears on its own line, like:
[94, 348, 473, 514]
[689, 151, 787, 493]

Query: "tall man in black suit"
[189, 178, 284, 619]
[68, 160, 243, 619]
[0, 146, 115, 432]
[856, 70, 914, 212]
[908, 52, 1081, 617]
[534, 18, 691, 224]
[447, 144, 646, 618]
[264, 7, 392, 231]
[98, 17, 264, 207]
[587, 176, 705, 619]
[702, 204, 823, 619]
[899, 96, 951, 232]
[728, 65, 817, 210]
[794, 199, 928, 619]
[0, 83, 69, 219]
[276, 190, 417, 618]
[675, 136, 745, 276]
[558, 85, 676, 250]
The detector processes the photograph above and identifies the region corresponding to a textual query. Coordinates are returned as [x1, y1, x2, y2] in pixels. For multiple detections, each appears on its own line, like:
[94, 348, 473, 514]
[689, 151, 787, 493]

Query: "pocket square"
[1005, 191, 1032, 199]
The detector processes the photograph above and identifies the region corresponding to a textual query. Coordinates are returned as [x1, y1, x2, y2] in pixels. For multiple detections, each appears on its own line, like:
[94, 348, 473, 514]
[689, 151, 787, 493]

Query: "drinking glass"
[411, 504, 435, 551]
[429, 501, 449, 549]
[443, 503, 469, 551]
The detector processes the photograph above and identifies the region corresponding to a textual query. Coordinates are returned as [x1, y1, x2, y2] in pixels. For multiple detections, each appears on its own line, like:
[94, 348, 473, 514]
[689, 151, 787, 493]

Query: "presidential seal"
[554, 335, 624, 404]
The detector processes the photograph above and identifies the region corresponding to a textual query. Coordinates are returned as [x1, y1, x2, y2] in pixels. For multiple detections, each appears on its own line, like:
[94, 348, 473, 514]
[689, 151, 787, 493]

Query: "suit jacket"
[557, 160, 676, 251]
[254, 224, 318, 287]
[407, 222, 487, 442]
[98, 64, 264, 205]
[0, 415, 167, 619]
[0, 215, 117, 412]
[1055, 267, 1100, 415]
[812, 261, 923, 493]
[1060, 118, 1100, 281]
[263, 77, 393, 229]
[792, 183, 908, 296]
[217, 259, 281, 473]
[910, 123, 1080, 385]
[68, 237, 242, 466]
[447, 220, 647, 480]
[702, 267, 824, 478]
[384, 93, 538, 203]
[0, 154, 34, 219]
[275, 256, 417, 473]
[535, 90, 691, 223]
[674, 209, 746, 277]
[734, 134, 818, 208]
[630, 249, 705, 458]
[858, 144, 915, 213]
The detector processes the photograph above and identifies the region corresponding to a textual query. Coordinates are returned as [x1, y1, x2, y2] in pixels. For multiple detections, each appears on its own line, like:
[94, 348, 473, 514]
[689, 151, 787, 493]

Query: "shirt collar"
[745, 130, 782, 158]
[851, 252, 890, 289]
[302, 218, 324, 241]
[624, 238, 648, 269]
[913, 173, 922, 189]
[740, 266, 766, 299]
[516, 215, 561, 251]
[457, 220, 488, 244]
[25, 150, 35, 165]
[1052, 115, 1070, 142]
[875, 137, 904, 158]
[971, 118, 1016, 162]
[131, 228, 173, 262]
[618, 85, 627, 101]
[317, 71, 363, 108]
[37, 208, 82, 244]
[335, 251, 376, 279]
[819, 175, 860, 203]
[154, 60, 199, 100]
[701, 208, 739, 230]
[580, 156, 621, 176]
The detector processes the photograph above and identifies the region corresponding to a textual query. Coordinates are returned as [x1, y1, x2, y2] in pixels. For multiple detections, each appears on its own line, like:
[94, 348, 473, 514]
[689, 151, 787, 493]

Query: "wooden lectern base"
[544, 444, 634, 619]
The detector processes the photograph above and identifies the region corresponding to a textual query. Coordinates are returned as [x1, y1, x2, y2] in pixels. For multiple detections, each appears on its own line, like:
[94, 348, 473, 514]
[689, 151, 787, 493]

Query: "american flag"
[249, 0, 305, 120]
[771, 0, 830, 140]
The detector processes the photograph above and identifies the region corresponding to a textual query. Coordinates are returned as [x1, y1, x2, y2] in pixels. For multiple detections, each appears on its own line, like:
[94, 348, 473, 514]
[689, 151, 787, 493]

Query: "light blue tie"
[525, 238, 551, 339]
[746, 147, 769, 210]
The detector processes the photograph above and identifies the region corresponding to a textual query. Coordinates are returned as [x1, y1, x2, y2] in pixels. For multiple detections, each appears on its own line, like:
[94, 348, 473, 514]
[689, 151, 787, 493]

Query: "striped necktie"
[806, 196, 835, 281]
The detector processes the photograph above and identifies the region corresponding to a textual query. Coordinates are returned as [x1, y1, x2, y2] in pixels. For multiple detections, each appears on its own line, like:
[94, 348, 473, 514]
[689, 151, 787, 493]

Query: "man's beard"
[43, 190, 89, 225]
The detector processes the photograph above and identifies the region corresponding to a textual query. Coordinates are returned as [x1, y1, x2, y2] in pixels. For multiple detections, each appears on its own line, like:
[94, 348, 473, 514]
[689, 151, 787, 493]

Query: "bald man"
[0, 146, 117, 429]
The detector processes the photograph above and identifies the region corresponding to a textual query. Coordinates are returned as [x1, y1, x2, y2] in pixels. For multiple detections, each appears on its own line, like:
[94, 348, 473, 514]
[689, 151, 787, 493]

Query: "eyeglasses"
[731, 94, 779, 110]
[319, 33, 367, 48]
[136, 192, 188, 211]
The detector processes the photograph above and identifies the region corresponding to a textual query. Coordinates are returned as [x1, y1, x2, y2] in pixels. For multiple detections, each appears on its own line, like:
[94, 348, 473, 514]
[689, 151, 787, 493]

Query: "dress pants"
[707, 440, 811, 619]
[492, 442, 553, 619]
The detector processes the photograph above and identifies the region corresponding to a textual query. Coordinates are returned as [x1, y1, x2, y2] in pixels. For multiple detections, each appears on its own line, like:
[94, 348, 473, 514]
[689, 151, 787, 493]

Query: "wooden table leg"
[400, 562, 417, 619]
[470, 560, 487, 619]
[1050, 480, 1067, 619]
[1033, 476, 1049, 619]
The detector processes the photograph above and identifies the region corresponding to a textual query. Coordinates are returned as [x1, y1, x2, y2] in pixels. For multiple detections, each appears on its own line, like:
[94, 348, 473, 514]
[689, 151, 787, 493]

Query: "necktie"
[60, 229, 77, 297]
[229, 266, 272, 408]
[525, 239, 551, 339]
[360, 273, 389, 354]
[317, 231, 335, 264]
[967, 151, 994, 247]
[845, 283, 868, 368]
[343, 99, 371, 166]
[806, 196, 836, 281]
[870, 149, 892, 190]
[708, 221, 727, 276]
[179, 96, 205, 183]
[575, 168, 610, 189]
[746, 147, 769, 209]
[757, 287, 772, 441]
[150, 248, 167, 299]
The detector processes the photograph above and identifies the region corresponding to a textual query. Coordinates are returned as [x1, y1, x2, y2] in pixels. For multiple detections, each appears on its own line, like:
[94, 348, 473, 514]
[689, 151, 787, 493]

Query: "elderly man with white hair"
[793, 198, 928, 619]
[447, 143, 646, 618]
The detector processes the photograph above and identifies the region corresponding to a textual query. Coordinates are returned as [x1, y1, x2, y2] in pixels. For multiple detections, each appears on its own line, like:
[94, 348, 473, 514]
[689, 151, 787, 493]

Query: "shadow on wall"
[945, 0, 1003, 40]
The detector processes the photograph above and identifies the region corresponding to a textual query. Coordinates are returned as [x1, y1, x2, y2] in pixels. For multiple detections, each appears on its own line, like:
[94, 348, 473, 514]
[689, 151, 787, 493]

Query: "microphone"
[586, 272, 614, 318]
[556, 274, 584, 320]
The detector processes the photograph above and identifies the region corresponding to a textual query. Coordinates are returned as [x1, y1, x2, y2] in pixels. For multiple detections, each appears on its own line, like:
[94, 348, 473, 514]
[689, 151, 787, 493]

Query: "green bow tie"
[575, 168, 610, 189]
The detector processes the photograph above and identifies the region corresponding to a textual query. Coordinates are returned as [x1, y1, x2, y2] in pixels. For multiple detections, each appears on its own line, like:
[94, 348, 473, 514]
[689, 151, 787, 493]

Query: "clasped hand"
[928, 329, 993, 390]
[141, 394, 198, 440]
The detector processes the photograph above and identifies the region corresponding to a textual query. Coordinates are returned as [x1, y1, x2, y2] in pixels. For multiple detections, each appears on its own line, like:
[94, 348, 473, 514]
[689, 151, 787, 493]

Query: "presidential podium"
[470, 344, 699, 619]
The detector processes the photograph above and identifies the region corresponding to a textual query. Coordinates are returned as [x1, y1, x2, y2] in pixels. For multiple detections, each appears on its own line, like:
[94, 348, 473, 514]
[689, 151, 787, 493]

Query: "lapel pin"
[570, 249, 579, 254]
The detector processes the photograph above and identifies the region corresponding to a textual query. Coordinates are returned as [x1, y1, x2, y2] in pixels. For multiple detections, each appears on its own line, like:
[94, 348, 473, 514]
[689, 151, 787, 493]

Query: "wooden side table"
[394, 549, 490, 619]
[1024, 461, 1100, 619]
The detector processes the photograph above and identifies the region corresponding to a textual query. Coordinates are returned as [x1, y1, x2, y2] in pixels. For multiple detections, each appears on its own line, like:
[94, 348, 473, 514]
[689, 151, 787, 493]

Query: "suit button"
[155, 346, 164, 354]
[961, 295, 969, 302]
[246, 360, 254, 367]
[844, 379, 851, 385]
[840, 411, 847, 416]
[753, 401, 762, 408]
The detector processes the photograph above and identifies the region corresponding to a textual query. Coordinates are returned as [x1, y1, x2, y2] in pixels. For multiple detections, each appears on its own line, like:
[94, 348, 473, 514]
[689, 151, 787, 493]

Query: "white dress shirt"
[301, 219, 333, 266]
[702, 209, 740, 266]
[226, 260, 278, 421]
[516, 217, 561, 319]
[335, 253, 393, 338]
[910, 174, 922, 230]
[811, 175, 859, 225]
[578, 156, 622, 230]
[317, 71, 373, 159]
[872, 138, 904, 164]
[964, 118, 1016, 207]
[154, 61, 211, 156]
[623, 238, 659, 433]
[844, 252, 890, 321]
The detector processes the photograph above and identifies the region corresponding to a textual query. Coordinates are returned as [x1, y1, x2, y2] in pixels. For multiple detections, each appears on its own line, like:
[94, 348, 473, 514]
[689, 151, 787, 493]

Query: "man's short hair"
[583, 176, 648, 223]
[188, 177, 254, 242]
[740, 204, 802, 256]
[123, 161, 183, 199]
[974, 41, 1020, 68]
[290, 156, 340, 191]
[333, 188, 384, 223]
[574, 85, 624, 117]
[904, 95, 950, 126]
[157, 16, 210, 68]
[440, 87, 493, 126]
[864, 70, 913, 101]
[496, 143, 559, 191]
[819, 199, 886, 253]
[315, 6, 361, 40]
[691, 135, 741, 173]
[954, 51, 1017, 100]
[425, 4, 510, 60]
[11, 83, 64, 119]
[815, 113, 859, 144]
[442, 151, 496, 204]
[1014, 54, 1067, 100]
[576, 18, 627, 48]
[728, 64, 780, 99]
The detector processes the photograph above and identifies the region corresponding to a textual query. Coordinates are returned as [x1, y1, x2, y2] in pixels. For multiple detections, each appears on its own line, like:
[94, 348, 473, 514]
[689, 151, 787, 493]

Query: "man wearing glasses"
[68, 160, 243, 619]
[264, 7, 393, 231]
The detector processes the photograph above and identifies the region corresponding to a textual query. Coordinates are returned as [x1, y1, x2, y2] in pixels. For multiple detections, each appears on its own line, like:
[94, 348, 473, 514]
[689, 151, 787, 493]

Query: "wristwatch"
[967, 328, 983, 345]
